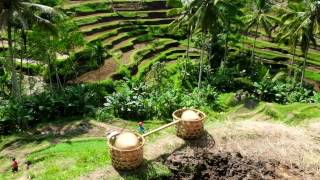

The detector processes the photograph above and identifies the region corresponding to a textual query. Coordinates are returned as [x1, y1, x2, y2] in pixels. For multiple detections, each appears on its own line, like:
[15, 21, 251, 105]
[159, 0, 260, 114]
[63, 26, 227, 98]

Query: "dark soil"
[164, 148, 304, 180]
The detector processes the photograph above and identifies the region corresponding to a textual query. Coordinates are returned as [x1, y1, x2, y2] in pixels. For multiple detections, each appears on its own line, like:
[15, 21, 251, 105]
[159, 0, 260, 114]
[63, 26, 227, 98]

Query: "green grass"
[26, 139, 109, 180]
[263, 103, 320, 125]
[109, 161, 171, 180]
[305, 70, 320, 82]
[217, 93, 238, 109]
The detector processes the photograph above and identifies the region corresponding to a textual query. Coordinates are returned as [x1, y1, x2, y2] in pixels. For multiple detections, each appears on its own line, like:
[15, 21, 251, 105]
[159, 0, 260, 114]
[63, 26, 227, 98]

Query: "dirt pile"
[165, 148, 304, 180]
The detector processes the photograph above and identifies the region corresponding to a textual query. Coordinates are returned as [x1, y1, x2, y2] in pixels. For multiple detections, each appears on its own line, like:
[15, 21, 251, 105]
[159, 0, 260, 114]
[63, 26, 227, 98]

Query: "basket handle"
[141, 120, 181, 138]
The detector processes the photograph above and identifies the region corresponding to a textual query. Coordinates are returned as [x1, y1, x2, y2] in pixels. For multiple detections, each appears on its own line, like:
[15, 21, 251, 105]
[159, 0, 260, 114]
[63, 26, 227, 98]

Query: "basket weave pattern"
[173, 109, 206, 139]
[108, 133, 145, 170]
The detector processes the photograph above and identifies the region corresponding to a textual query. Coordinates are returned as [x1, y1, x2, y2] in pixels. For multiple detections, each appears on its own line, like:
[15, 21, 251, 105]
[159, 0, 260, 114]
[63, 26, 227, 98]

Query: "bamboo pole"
[141, 120, 181, 138]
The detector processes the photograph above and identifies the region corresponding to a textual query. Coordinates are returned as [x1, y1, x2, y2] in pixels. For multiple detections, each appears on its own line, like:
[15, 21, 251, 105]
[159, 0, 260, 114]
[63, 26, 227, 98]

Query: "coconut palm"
[245, 0, 277, 63]
[89, 41, 107, 83]
[277, 0, 320, 86]
[174, 0, 241, 88]
[0, 0, 56, 98]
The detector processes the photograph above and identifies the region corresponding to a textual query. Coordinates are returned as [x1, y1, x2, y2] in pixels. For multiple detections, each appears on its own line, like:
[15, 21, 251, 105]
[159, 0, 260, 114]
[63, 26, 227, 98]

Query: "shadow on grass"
[116, 160, 170, 180]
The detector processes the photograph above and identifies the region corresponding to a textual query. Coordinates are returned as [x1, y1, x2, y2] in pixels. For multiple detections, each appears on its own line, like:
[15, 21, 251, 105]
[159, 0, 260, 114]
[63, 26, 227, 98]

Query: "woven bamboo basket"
[173, 109, 206, 139]
[108, 133, 145, 170]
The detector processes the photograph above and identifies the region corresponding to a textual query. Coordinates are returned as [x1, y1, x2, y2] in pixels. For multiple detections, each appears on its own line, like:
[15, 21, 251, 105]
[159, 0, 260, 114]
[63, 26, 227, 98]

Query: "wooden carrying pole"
[142, 120, 181, 138]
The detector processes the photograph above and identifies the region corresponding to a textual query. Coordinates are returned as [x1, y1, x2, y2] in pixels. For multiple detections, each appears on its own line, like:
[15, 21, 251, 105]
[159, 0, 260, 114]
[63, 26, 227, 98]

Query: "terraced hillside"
[238, 30, 320, 89]
[62, 0, 320, 89]
[61, 0, 199, 83]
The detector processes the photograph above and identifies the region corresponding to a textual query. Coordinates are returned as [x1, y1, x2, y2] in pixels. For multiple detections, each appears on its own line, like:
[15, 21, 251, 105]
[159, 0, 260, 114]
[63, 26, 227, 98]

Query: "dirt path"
[72, 57, 118, 83]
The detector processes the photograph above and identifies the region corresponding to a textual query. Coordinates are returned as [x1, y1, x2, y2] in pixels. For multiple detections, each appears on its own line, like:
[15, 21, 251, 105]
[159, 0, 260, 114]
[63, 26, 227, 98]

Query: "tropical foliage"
[0, 0, 320, 135]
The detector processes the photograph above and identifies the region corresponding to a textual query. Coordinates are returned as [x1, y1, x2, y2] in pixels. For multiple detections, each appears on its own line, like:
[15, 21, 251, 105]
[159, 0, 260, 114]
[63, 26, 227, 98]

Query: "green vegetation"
[1, 0, 320, 178]
[26, 140, 109, 180]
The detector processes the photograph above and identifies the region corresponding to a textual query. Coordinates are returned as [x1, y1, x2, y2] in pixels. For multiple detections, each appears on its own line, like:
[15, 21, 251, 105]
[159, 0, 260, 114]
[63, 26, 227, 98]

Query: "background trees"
[0, 0, 56, 98]
[278, 0, 320, 86]
[175, 0, 243, 88]
[245, 0, 277, 63]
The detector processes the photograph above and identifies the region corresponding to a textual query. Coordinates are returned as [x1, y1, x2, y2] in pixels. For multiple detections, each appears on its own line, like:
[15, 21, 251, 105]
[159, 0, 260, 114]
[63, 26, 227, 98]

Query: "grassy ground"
[26, 139, 109, 180]
[1, 94, 320, 180]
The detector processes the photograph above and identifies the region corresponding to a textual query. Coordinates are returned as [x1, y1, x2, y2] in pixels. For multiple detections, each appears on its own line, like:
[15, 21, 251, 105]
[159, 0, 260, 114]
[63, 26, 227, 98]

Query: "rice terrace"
[1, 0, 320, 179]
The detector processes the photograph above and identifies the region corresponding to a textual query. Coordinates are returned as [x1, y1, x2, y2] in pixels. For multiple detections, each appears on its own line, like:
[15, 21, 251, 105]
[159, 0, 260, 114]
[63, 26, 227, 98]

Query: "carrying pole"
[141, 120, 181, 138]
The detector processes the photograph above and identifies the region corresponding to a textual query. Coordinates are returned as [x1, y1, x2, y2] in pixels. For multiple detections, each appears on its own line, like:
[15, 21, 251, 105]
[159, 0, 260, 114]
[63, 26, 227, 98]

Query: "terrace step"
[120, 42, 148, 65]
[80, 18, 174, 35]
[74, 9, 170, 21]
[133, 47, 200, 78]
[103, 30, 147, 49]
[72, 57, 118, 83]
[63, 0, 168, 12]
[132, 39, 180, 64]
[85, 26, 146, 43]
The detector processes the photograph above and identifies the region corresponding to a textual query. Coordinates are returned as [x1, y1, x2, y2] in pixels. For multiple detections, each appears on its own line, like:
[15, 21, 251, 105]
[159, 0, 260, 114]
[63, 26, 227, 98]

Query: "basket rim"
[172, 108, 206, 122]
[108, 132, 145, 152]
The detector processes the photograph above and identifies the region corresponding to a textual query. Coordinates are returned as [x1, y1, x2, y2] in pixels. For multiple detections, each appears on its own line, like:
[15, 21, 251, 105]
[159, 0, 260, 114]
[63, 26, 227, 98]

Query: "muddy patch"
[165, 148, 306, 180]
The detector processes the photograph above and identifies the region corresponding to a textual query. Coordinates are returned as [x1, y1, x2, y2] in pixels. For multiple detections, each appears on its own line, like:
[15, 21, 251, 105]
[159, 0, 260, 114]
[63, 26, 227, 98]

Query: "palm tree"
[0, 0, 56, 98]
[90, 41, 107, 83]
[170, 1, 196, 79]
[245, 0, 277, 63]
[278, 0, 320, 86]
[175, 0, 241, 88]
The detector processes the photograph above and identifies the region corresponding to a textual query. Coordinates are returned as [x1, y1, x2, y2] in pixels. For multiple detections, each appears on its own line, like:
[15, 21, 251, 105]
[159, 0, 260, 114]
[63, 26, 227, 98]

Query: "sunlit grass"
[26, 139, 109, 180]
[264, 103, 320, 125]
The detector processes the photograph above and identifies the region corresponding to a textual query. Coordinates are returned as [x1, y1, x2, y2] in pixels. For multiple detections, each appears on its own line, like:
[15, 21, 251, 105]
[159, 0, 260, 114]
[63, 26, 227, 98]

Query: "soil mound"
[165, 149, 304, 180]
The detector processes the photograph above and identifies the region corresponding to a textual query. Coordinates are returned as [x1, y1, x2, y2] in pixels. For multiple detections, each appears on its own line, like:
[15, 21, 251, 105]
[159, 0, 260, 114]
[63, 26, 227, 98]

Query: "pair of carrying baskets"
[108, 109, 206, 170]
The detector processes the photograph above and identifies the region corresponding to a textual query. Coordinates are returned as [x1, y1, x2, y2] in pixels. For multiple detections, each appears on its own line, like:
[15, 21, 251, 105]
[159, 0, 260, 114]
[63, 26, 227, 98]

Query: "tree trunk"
[300, 48, 309, 87]
[7, 25, 18, 98]
[55, 66, 62, 89]
[98, 56, 101, 84]
[251, 24, 259, 64]
[224, 32, 229, 62]
[288, 44, 296, 77]
[13, 30, 21, 98]
[183, 26, 192, 80]
[48, 54, 53, 89]
[198, 32, 205, 89]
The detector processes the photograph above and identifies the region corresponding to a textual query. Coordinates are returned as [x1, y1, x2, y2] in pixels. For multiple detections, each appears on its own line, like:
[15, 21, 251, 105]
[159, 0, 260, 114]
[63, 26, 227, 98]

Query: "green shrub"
[0, 85, 109, 134]
[314, 93, 320, 103]
[253, 72, 315, 104]
[103, 79, 219, 120]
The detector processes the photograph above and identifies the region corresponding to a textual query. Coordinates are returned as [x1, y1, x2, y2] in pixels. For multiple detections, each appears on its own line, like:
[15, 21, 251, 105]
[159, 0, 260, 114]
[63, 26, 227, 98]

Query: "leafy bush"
[253, 72, 315, 104]
[0, 66, 11, 98]
[0, 84, 110, 134]
[314, 93, 320, 103]
[104, 80, 150, 120]
[103, 79, 219, 120]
